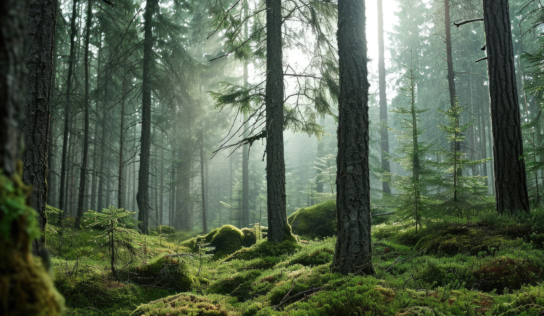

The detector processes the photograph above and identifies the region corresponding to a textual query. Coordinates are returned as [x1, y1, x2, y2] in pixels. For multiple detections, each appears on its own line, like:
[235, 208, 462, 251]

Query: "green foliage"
[287, 200, 336, 239]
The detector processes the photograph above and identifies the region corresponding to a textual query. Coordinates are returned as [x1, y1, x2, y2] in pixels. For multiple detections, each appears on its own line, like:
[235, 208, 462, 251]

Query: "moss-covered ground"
[48, 209, 544, 315]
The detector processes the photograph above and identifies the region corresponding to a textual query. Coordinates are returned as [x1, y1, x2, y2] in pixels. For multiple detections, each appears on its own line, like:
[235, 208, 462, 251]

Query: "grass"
[47, 209, 544, 315]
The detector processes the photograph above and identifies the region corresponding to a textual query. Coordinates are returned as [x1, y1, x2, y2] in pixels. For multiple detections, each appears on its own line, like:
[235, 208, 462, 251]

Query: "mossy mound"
[128, 255, 196, 291]
[414, 221, 531, 255]
[225, 240, 301, 261]
[207, 269, 263, 300]
[473, 257, 543, 293]
[130, 293, 234, 316]
[289, 247, 334, 266]
[0, 171, 65, 316]
[150, 225, 175, 235]
[288, 200, 336, 239]
[180, 225, 258, 259]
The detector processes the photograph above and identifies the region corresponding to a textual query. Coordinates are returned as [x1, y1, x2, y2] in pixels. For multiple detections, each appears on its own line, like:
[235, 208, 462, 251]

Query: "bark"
[97, 84, 107, 212]
[118, 65, 126, 209]
[136, 0, 158, 234]
[200, 130, 208, 233]
[242, 0, 250, 228]
[482, 0, 530, 214]
[333, 0, 373, 275]
[59, 0, 78, 212]
[377, 0, 391, 194]
[22, 0, 57, 253]
[265, 0, 290, 242]
[316, 116, 325, 195]
[75, 0, 92, 229]
[90, 41, 101, 212]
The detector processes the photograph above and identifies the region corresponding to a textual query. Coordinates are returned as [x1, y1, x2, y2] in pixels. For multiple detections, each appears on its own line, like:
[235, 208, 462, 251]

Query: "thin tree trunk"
[23, 0, 57, 253]
[59, 0, 78, 213]
[483, 0, 530, 213]
[200, 130, 208, 233]
[75, 0, 92, 228]
[333, 0, 373, 275]
[136, 0, 158, 234]
[242, 0, 250, 229]
[316, 116, 325, 196]
[378, 0, 391, 194]
[90, 39, 101, 212]
[118, 64, 126, 209]
[265, 0, 291, 242]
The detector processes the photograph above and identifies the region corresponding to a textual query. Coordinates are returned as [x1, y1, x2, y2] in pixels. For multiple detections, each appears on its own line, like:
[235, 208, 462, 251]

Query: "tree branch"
[453, 18, 483, 28]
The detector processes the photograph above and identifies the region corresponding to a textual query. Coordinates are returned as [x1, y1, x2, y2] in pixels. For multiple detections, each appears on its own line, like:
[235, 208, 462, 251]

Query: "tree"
[137, 0, 159, 235]
[377, 0, 391, 195]
[22, 0, 57, 252]
[333, 0, 374, 275]
[75, 0, 93, 229]
[482, 0, 530, 214]
[265, 0, 292, 242]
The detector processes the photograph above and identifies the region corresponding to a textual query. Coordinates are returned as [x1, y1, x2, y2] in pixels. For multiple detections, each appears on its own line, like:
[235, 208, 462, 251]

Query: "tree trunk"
[333, 0, 374, 275]
[136, 0, 158, 234]
[90, 40, 101, 212]
[75, 0, 92, 229]
[118, 65, 126, 209]
[23, 0, 57, 253]
[482, 0, 530, 214]
[316, 116, 325, 196]
[242, 0, 250, 228]
[377, 0, 391, 195]
[200, 130, 208, 233]
[59, 0, 78, 213]
[265, 0, 291, 242]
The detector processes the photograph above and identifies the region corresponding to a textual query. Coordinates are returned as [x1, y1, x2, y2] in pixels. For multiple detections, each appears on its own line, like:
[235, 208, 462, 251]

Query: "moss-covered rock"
[288, 200, 336, 239]
[180, 225, 259, 259]
[130, 293, 234, 316]
[414, 222, 531, 255]
[225, 240, 301, 261]
[241, 228, 257, 247]
[128, 255, 196, 291]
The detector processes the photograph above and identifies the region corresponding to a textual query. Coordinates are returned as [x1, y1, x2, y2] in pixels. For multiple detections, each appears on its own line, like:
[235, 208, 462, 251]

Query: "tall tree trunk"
[75, 0, 92, 228]
[23, 0, 57, 253]
[136, 0, 158, 234]
[118, 65, 126, 209]
[242, 0, 250, 228]
[265, 0, 291, 242]
[333, 0, 373, 275]
[377, 0, 391, 195]
[90, 40, 101, 212]
[200, 130, 208, 233]
[316, 116, 325, 196]
[97, 86, 107, 213]
[483, 0, 530, 214]
[59, 0, 78, 213]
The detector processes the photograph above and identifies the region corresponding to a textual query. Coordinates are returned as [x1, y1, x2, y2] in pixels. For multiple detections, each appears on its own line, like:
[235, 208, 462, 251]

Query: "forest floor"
[48, 209, 544, 316]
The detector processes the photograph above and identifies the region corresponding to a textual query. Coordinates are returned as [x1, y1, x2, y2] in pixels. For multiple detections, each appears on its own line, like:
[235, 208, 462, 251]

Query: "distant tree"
[333, 0, 374, 275]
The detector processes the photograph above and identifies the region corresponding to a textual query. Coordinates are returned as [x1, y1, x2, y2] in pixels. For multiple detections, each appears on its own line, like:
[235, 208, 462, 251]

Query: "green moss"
[241, 228, 257, 247]
[288, 200, 336, 239]
[130, 293, 234, 316]
[473, 257, 543, 294]
[289, 247, 334, 266]
[128, 255, 196, 291]
[207, 269, 263, 300]
[179, 225, 258, 259]
[225, 240, 301, 261]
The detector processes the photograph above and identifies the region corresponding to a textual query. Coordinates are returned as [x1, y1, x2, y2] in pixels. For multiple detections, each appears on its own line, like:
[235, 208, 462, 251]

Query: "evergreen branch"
[207, 0, 242, 39]
[209, 26, 265, 62]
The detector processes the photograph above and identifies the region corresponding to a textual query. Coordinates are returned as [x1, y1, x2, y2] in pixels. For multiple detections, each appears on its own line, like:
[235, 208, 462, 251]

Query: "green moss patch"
[225, 241, 301, 262]
[414, 221, 532, 255]
[288, 200, 336, 239]
[130, 293, 235, 316]
[207, 269, 263, 300]
[180, 225, 258, 259]
[127, 255, 196, 291]
[473, 257, 543, 294]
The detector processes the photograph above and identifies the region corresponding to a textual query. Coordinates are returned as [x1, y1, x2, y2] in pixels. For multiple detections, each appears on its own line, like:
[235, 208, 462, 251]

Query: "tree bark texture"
[136, 0, 158, 234]
[482, 0, 530, 214]
[242, 0, 250, 228]
[118, 65, 126, 210]
[22, 0, 57, 252]
[377, 0, 391, 195]
[59, 0, 78, 213]
[333, 0, 374, 275]
[75, 0, 92, 228]
[265, 0, 290, 242]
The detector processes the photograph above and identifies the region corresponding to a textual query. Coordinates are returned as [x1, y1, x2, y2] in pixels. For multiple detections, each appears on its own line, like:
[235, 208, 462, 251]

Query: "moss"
[288, 200, 336, 239]
[241, 228, 257, 247]
[128, 255, 196, 291]
[414, 222, 530, 255]
[0, 169, 65, 316]
[210, 225, 245, 259]
[473, 257, 543, 294]
[130, 293, 234, 316]
[225, 240, 301, 261]
[289, 247, 334, 266]
[207, 269, 263, 300]
[396, 306, 444, 315]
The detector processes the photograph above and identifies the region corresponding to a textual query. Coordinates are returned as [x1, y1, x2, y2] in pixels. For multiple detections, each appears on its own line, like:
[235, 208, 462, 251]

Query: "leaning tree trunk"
[265, 0, 291, 242]
[377, 0, 391, 195]
[75, 0, 93, 229]
[23, 0, 57, 253]
[59, 0, 78, 213]
[137, 0, 158, 234]
[332, 0, 374, 275]
[0, 0, 64, 313]
[483, 0, 530, 214]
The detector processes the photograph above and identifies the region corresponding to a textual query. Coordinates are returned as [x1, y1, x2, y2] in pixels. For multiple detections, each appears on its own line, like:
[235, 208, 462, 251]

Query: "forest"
[3, 0, 544, 315]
